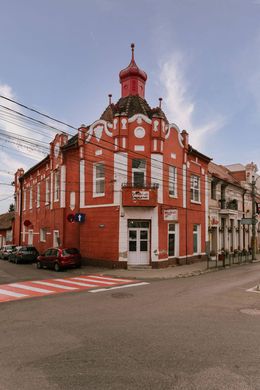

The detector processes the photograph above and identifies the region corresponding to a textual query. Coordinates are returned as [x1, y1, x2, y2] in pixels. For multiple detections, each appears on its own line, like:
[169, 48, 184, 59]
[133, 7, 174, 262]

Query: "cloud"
[0, 83, 51, 161]
[159, 53, 225, 150]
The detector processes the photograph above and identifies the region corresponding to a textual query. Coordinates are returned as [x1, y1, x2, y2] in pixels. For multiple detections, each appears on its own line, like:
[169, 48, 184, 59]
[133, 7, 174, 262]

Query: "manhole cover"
[111, 292, 133, 299]
[240, 308, 260, 316]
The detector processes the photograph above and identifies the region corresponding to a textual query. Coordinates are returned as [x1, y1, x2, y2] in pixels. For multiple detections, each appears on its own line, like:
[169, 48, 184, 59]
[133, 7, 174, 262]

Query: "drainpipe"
[18, 177, 24, 246]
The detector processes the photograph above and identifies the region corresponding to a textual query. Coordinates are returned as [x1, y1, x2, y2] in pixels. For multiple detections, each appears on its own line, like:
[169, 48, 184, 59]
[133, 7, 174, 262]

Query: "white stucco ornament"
[134, 127, 145, 139]
[54, 142, 60, 158]
[94, 125, 104, 142]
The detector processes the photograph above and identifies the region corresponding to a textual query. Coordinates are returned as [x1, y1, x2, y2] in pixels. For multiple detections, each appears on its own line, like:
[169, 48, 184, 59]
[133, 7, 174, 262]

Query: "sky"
[0, 0, 260, 212]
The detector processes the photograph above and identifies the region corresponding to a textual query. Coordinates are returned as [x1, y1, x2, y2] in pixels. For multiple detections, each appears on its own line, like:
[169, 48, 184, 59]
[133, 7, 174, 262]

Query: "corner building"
[14, 45, 211, 268]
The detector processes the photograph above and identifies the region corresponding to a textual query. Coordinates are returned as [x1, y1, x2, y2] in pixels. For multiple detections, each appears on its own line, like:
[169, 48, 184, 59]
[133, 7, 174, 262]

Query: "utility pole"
[252, 176, 256, 261]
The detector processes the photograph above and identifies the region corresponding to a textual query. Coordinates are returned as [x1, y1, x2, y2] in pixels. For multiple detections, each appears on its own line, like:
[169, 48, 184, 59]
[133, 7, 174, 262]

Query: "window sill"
[93, 193, 105, 198]
[169, 194, 178, 199]
[191, 200, 201, 205]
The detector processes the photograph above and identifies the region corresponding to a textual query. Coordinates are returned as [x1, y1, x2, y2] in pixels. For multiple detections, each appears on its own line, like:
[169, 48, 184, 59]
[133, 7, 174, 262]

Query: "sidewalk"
[78, 254, 260, 281]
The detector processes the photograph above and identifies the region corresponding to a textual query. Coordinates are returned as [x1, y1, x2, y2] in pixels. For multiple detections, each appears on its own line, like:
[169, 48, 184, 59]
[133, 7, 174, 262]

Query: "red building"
[14, 44, 211, 268]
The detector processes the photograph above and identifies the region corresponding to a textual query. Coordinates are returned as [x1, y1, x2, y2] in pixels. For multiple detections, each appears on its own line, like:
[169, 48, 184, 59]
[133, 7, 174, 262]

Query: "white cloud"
[0, 83, 51, 161]
[159, 53, 225, 150]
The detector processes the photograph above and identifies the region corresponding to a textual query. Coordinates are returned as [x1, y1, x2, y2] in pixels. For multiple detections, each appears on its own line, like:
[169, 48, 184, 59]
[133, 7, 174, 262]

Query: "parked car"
[36, 248, 81, 271]
[9, 246, 39, 264]
[0, 245, 17, 260]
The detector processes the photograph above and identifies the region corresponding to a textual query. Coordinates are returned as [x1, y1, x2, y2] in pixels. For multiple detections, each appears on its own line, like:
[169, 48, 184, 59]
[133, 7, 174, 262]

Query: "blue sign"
[74, 213, 86, 223]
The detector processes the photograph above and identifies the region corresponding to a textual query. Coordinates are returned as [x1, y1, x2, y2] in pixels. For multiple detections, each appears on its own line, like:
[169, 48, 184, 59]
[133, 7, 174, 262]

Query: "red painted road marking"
[0, 274, 140, 303]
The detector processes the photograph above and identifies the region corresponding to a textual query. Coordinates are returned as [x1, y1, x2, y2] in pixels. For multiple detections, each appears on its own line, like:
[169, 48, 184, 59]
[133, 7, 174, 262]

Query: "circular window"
[134, 127, 145, 139]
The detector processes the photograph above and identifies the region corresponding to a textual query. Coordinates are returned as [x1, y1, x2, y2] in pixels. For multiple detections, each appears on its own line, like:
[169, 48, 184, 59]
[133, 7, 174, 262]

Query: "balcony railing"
[122, 183, 159, 189]
[121, 183, 159, 207]
[219, 199, 238, 211]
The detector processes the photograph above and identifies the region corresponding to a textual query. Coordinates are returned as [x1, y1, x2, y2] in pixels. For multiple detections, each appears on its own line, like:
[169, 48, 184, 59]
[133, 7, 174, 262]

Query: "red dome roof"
[119, 43, 147, 82]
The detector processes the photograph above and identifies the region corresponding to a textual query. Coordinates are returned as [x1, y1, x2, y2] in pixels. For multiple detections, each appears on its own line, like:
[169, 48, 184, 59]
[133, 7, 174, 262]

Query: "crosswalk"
[0, 274, 148, 303]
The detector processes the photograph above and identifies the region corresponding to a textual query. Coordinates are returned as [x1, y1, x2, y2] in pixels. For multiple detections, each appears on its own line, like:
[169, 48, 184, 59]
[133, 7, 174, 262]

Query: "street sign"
[241, 218, 257, 225]
[74, 213, 86, 223]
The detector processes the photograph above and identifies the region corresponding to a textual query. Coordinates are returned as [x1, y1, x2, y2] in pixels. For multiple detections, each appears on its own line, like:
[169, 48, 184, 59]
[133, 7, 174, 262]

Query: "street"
[0, 261, 260, 389]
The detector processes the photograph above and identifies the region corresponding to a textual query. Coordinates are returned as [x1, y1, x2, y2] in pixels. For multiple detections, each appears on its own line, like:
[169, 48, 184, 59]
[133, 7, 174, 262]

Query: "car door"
[43, 249, 52, 266]
[49, 249, 59, 268]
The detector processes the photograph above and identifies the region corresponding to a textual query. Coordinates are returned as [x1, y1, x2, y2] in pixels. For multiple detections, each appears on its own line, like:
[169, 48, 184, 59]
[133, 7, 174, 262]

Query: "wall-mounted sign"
[164, 209, 178, 221]
[210, 217, 219, 226]
[132, 191, 150, 200]
[67, 213, 86, 223]
[24, 220, 32, 227]
[74, 213, 86, 223]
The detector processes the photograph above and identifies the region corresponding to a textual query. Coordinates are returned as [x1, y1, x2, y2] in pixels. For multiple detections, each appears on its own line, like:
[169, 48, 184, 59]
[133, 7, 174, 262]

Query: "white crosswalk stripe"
[9, 283, 54, 294]
[87, 275, 132, 283]
[55, 279, 99, 287]
[0, 288, 27, 298]
[72, 277, 115, 285]
[32, 281, 78, 290]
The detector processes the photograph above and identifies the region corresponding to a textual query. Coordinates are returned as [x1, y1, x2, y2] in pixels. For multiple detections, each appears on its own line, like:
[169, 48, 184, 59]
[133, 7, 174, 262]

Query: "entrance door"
[128, 221, 150, 265]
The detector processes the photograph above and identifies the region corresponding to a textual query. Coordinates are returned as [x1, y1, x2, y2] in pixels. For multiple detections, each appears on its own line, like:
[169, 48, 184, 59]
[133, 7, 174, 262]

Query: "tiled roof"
[0, 211, 15, 230]
[209, 162, 242, 186]
[100, 95, 168, 123]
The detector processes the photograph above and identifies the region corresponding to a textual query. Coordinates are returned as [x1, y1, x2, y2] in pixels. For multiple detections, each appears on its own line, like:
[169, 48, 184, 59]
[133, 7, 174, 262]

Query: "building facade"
[0, 211, 15, 247]
[14, 44, 211, 268]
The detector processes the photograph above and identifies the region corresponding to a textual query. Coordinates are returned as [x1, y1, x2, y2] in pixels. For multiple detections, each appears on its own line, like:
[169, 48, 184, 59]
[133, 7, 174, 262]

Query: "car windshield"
[62, 248, 79, 256]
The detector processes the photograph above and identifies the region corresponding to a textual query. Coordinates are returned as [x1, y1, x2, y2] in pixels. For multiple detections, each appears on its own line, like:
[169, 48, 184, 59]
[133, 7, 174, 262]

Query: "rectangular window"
[191, 175, 200, 202]
[23, 190, 26, 211]
[168, 223, 176, 257]
[53, 230, 60, 248]
[193, 224, 201, 254]
[45, 178, 50, 204]
[211, 181, 216, 200]
[169, 166, 177, 197]
[40, 228, 47, 242]
[93, 163, 105, 196]
[132, 159, 146, 187]
[29, 188, 33, 209]
[36, 183, 40, 208]
[54, 170, 60, 202]
[28, 229, 33, 245]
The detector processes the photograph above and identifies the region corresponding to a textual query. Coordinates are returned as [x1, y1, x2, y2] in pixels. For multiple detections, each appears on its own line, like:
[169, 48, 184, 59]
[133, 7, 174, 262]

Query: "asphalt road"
[0, 260, 260, 390]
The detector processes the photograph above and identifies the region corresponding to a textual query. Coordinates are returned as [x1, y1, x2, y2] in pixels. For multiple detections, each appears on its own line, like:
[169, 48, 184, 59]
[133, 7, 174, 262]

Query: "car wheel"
[36, 261, 42, 269]
[54, 262, 60, 272]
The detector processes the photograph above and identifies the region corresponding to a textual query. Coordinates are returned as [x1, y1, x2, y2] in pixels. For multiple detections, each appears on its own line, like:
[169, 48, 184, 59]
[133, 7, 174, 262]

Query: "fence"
[207, 250, 253, 269]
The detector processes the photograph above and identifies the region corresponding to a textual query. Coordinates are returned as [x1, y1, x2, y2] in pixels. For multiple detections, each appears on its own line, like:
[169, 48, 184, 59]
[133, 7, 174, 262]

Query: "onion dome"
[119, 44, 147, 98]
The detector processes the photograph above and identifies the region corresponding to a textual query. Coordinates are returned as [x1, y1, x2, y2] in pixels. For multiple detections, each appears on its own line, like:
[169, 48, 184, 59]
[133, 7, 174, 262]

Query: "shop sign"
[164, 209, 178, 221]
[132, 191, 150, 200]
[210, 217, 219, 226]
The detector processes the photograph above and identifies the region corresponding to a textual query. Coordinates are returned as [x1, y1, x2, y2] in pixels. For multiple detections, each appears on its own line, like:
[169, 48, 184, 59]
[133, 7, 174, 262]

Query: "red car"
[36, 248, 81, 272]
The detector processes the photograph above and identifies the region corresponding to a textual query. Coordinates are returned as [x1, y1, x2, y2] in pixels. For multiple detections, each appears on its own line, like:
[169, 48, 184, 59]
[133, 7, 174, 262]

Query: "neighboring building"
[225, 162, 260, 250]
[208, 163, 245, 255]
[14, 44, 211, 268]
[0, 211, 15, 247]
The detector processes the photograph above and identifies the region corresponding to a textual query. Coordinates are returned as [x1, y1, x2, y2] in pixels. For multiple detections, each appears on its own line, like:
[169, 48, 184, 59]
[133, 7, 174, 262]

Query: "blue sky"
[0, 0, 260, 212]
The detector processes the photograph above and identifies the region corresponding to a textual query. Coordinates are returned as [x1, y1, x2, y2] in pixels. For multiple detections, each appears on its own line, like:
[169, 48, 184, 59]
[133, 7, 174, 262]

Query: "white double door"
[128, 224, 150, 265]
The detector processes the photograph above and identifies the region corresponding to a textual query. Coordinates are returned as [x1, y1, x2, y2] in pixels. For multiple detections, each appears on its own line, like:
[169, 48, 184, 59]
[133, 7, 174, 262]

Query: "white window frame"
[29, 188, 33, 209]
[93, 162, 105, 197]
[45, 178, 50, 205]
[36, 182, 40, 208]
[132, 159, 146, 187]
[169, 166, 177, 198]
[54, 170, 60, 202]
[191, 175, 200, 203]
[53, 230, 60, 248]
[193, 224, 201, 254]
[23, 189, 26, 211]
[40, 228, 47, 242]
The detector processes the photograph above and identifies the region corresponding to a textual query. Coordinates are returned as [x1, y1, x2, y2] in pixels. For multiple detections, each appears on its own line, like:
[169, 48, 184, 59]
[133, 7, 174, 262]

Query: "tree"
[8, 203, 15, 212]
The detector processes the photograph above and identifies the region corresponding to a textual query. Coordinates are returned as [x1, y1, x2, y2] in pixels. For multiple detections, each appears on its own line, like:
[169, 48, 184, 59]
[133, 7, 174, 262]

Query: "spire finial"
[108, 94, 112, 105]
[159, 97, 163, 108]
[131, 43, 135, 61]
